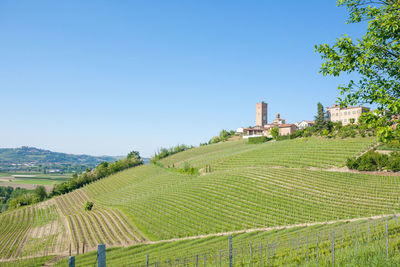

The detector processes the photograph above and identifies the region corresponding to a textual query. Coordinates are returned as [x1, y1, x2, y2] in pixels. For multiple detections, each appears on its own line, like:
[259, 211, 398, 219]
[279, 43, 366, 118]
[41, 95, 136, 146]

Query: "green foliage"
[247, 136, 271, 144]
[316, 0, 400, 115]
[314, 102, 328, 131]
[151, 144, 192, 163]
[181, 162, 199, 175]
[347, 150, 400, 172]
[8, 193, 40, 209]
[50, 151, 143, 197]
[83, 201, 94, 211]
[377, 139, 400, 151]
[271, 127, 279, 140]
[205, 129, 236, 145]
[34, 186, 47, 201]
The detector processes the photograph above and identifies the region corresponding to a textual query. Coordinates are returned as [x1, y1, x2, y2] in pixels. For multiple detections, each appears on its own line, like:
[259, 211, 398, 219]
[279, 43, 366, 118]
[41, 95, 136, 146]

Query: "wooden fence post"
[229, 235, 233, 267]
[98, 244, 106, 267]
[331, 230, 335, 267]
[386, 218, 389, 261]
[68, 256, 75, 267]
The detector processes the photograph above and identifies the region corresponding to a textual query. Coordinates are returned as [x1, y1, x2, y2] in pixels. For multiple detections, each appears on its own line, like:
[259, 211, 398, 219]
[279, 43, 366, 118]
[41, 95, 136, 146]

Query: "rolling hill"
[1, 136, 400, 266]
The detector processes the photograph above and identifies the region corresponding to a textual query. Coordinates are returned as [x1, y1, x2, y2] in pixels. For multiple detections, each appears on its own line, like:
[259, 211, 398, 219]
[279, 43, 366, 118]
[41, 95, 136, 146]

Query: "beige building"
[272, 113, 286, 125]
[256, 101, 268, 126]
[326, 104, 370, 125]
[278, 124, 297, 136]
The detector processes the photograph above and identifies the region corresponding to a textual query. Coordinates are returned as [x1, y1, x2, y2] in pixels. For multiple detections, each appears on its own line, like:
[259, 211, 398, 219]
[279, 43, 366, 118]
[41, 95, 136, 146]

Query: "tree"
[271, 127, 279, 140]
[316, 0, 400, 115]
[314, 102, 328, 132]
[34, 186, 47, 201]
[84, 201, 94, 211]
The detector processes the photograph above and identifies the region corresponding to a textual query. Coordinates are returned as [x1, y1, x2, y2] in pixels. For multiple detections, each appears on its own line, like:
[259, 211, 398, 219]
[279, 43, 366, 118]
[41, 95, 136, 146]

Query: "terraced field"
[2, 136, 399, 266]
[0, 201, 64, 259]
[86, 164, 400, 240]
[161, 137, 375, 170]
[0, 188, 146, 261]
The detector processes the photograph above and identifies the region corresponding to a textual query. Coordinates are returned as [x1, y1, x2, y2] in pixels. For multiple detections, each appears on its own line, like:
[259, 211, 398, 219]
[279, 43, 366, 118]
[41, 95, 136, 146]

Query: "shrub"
[387, 152, 400, 172]
[247, 136, 271, 144]
[84, 201, 94, 211]
[276, 135, 291, 141]
[346, 151, 389, 171]
[271, 127, 279, 140]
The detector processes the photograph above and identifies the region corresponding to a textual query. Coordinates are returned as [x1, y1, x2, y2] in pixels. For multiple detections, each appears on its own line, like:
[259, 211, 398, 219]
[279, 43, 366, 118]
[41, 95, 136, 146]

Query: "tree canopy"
[316, 0, 400, 114]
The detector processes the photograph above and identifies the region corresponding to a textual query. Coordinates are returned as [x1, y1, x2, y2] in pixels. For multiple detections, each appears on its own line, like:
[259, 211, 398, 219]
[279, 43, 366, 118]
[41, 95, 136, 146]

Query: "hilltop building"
[256, 101, 268, 126]
[241, 108, 297, 138]
[272, 113, 286, 125]
[296, 120, 314, 130]
[326, 104, 369, 125]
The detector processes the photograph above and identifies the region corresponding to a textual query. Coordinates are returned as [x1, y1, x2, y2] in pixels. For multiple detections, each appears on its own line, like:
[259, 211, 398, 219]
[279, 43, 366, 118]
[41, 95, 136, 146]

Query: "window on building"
[353, 111, 355, 114]
[357, 110, 360, 114]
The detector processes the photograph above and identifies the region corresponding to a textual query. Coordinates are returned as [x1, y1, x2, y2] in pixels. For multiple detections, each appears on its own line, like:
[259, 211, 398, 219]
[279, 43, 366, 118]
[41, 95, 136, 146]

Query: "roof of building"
[326, 105, 368, 110]
[278, 124, 296, 128]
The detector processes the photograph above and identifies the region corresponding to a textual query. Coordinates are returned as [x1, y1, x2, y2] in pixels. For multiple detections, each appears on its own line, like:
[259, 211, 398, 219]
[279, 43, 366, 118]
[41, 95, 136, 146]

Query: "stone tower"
[256, 101, 268, 126]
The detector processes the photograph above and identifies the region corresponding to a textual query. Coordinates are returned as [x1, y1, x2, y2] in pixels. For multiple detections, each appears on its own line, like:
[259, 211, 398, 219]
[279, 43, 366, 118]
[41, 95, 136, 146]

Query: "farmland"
[2, 136, 400, 266]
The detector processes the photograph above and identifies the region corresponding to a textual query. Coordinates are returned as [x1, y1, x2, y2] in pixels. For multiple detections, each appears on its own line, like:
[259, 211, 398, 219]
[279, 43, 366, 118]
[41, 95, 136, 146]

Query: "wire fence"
[63, 215, 400, 267]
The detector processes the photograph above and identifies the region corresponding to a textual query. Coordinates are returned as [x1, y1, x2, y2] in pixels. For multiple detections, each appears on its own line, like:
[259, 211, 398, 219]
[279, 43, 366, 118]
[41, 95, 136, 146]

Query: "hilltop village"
[236, 101, 370, 138]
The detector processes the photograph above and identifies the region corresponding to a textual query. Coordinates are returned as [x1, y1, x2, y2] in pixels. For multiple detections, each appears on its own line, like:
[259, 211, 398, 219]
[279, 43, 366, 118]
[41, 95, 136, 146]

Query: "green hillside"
[160, 137, 375, 170]
[2, 136, 400, 266]
[0, 146, 120, 173]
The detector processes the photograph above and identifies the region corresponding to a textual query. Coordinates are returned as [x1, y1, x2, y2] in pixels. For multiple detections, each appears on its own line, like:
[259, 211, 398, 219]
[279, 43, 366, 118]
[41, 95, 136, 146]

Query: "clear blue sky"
[0, 0, 366, 157]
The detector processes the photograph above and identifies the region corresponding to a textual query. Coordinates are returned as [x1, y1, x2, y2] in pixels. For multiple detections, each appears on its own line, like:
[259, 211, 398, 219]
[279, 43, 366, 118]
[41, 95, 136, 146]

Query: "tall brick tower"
[256, 101, 268, 126]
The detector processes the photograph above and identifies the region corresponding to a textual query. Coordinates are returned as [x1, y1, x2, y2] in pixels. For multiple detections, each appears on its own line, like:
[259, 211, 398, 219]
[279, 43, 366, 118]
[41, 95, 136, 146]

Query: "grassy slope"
[5, 136, 400, 265]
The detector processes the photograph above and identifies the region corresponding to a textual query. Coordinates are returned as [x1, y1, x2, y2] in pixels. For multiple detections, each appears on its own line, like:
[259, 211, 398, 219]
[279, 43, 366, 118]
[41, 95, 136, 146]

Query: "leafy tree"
[314, 102, 328, 132]
[34, 186, 47, 201]
[271, 127, 279, 140]
[316, 0, 400, 115]
[84, 201, 94, 211]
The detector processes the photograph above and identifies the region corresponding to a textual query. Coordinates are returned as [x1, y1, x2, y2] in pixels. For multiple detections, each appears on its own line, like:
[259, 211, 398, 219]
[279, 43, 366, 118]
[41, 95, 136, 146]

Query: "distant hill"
[0, 146, 120, 173]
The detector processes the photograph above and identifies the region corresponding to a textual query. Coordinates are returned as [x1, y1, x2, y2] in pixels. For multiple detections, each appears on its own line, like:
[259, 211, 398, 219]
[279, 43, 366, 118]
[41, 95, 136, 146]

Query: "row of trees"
[151, 145, 192, 163]
[50, 151, 143, 196]
[200, 129, 236, 146]
[6, 186, 47, 210]
[4, 152, 143, 210]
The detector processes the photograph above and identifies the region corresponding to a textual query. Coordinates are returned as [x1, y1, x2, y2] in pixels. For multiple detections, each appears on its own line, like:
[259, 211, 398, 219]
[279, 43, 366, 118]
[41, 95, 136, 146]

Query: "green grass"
[7, 179, 65, 185]
[0, 136, 391, 265]
[160, 137, 375, 171]
[53, 215, 400, 266]
[86, 164, 400, 240]
[0, 255, 56, 267]
[0, 172, 71, 185]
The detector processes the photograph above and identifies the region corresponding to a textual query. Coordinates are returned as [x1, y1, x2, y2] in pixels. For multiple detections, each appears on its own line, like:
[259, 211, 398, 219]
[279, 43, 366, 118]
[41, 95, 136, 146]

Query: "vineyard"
[160, 137, 375, 170]
[1, 136, 400, 266]
[20, 215, 400, 266]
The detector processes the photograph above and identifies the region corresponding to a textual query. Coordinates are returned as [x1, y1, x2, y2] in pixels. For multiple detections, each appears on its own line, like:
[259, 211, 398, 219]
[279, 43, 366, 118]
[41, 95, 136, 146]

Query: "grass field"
[2, 136, 398, 266]
[0, 172, 71, 186]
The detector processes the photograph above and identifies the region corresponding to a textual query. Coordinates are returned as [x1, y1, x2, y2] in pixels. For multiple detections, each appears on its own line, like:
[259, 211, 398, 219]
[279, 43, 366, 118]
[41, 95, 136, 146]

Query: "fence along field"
[52, 215, 400, 266]
[0, 136, 397, 265]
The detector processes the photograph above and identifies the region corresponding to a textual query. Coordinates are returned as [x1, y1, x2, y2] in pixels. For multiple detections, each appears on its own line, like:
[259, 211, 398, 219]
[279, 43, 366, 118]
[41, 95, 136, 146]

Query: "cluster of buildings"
[237, 101, 369, 138]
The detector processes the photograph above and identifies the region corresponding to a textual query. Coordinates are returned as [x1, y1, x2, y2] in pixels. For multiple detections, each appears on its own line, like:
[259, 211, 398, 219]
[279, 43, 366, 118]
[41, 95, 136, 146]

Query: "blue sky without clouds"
[0, 1, 366, 157]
